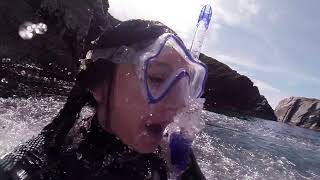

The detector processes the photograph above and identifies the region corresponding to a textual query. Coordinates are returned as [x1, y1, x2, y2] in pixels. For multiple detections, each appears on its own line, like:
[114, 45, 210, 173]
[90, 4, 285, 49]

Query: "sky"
[108, 0, 320, 108]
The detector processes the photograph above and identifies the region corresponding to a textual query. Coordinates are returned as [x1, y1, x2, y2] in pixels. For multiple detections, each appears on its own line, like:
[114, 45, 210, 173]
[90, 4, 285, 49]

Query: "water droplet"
[16, 169, 28, 179]
[146, 120, 152, 126]
[19, 22, 34, 40]
[90, 40, 97, 45]
[53, 78, 57, 82]
[76, 152, 82, 160]
[18, 22, 47, 40]
[2, 58, 11, 63]
[1, 78, 8, 84]
[79, 59, 88, 70]
[34, 23, 47, 35]
[49, 63, 52, 66]
[142, 131, 148, 136]
[67, 72, 71, 75]
[31, 24, 37, 30]
[21, 70, 26, 76]
[145, 169, 152, 179]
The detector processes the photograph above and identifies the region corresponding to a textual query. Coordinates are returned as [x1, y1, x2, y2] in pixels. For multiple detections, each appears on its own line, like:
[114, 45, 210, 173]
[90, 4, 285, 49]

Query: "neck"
[86, 116, 138, 158]
[96, 103, 114, 134]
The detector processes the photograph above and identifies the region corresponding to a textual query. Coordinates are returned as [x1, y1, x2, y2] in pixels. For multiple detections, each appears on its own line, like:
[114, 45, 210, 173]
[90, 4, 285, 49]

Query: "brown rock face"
[275, 97, 320, 131]
[200, 54, 276, 120]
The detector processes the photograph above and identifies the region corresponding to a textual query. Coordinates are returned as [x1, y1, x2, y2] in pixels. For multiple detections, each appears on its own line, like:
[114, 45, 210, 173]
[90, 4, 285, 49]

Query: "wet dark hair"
[42, 20, 177, 148]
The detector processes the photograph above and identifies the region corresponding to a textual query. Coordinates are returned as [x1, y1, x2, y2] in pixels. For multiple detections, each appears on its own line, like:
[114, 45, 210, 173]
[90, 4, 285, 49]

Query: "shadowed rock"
[200, 54, 276, 120]
[0, 0, 119, 80]
[275, 97, 320, 131]
[0, 0, 119, 97]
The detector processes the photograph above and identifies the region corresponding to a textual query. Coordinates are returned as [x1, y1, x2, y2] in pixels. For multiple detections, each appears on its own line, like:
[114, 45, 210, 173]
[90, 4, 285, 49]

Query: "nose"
[160, 79, 189, 110]
[155, 90, 188, 114]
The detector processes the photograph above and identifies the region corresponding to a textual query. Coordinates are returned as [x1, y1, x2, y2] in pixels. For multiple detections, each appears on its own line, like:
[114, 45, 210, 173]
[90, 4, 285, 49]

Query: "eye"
[148, 75, 165, 84]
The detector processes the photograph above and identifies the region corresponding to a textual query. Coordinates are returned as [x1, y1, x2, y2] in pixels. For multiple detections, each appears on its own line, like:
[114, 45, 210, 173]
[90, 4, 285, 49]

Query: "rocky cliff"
[0, 0, 119, 80]
[200, 54, 276, 120]
[0, 0, 276, 120]
[275, 97, 320, 131]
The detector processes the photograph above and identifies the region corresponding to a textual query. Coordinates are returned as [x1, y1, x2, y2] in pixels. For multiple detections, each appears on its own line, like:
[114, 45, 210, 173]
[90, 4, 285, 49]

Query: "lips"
[145, 123, 165, 139]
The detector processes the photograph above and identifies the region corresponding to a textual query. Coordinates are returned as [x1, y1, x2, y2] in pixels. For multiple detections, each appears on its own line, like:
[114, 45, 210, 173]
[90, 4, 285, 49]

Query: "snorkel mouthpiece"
[169, 131, 193, 171]
[165, 97, 205, 177]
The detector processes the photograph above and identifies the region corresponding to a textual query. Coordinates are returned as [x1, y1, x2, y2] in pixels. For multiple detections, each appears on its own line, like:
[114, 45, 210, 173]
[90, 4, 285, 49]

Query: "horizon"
[108, 0, 320, 109]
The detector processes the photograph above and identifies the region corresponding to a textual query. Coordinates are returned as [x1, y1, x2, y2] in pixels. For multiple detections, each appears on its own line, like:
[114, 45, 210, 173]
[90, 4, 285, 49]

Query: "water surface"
[0, 97, 319, 179]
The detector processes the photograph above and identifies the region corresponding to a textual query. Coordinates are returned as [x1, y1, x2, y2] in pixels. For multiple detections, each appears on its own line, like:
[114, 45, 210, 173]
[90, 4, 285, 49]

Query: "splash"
[1, 97, 319, 179]
[165, 97, 205, 140]
[0, 97, 65, 155]
[18, 22, 47, 40]
[163, 97, 206, 178]
[1, 78, 8, 84]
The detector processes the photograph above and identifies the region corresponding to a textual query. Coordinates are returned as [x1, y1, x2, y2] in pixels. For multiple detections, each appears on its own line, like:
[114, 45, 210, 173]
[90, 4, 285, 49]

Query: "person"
[0, 20, 207, 180]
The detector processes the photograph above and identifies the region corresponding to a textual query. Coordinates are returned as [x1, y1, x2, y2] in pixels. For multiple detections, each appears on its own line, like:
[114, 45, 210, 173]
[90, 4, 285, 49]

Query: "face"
[94, 62, 187, 154]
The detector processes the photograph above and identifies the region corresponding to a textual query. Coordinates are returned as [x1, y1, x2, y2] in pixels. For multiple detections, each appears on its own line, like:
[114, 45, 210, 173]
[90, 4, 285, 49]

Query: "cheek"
[109, 65, 150, 145]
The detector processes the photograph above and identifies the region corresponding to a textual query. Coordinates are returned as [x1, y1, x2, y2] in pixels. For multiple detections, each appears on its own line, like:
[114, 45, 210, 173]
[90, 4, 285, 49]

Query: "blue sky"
[109, 0, 320, 108]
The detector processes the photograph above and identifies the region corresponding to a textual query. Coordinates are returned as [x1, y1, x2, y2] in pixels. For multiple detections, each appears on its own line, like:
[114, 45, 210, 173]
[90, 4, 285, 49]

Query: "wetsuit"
[0, 116, 206, 180]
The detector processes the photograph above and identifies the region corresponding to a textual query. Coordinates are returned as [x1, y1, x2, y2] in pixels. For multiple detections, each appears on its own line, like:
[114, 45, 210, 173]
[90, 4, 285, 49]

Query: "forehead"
[153, 45, 189, 67]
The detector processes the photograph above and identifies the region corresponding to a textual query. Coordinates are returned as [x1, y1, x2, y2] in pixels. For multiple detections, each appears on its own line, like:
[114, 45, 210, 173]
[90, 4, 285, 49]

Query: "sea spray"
[163, 97, 205, 178]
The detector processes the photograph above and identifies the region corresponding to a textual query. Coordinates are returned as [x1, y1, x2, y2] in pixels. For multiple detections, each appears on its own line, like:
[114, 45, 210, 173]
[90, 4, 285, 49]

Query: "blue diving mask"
[82, 33, 208, 104]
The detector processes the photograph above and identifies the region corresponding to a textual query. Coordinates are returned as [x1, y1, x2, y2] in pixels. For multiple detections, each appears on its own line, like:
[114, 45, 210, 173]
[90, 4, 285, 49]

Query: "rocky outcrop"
[275, 97, 320, 131]
[0, 0, 119, 80]
[200, 54, 276, 120]
[0, 0, 276, 120]
[0, 0, 119, 97]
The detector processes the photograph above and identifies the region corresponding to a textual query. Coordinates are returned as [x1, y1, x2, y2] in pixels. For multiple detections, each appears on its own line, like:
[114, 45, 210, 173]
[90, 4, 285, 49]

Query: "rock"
[0, 0, 120, 81]
[275, 97, 320, 131]
[0, 0, 119, 97]
[200, 54, 277, 120]
[0, 0, 276, 120]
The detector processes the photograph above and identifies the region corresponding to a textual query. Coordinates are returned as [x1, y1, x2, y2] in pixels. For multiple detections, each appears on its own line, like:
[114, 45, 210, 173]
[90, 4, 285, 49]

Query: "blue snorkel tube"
[169, 4, 213, 176]
[190, 4, 213, 59]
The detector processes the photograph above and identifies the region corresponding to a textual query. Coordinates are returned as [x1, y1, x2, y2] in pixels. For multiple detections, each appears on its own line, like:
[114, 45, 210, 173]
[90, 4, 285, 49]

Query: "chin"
[134, 142, 159, 154]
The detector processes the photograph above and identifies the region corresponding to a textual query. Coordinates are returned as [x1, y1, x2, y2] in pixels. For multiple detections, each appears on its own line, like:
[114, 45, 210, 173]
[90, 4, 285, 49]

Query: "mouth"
[144, 123, 165, 139]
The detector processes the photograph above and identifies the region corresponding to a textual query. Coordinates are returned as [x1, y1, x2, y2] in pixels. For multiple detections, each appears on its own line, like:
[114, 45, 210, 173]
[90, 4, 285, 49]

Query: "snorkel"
[191, 4, 213, 59]
[166, 4, 213, 177]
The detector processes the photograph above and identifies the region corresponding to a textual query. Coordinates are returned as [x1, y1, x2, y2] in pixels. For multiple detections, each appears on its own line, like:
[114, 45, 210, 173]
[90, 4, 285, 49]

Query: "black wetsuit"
[0, 117, 206, 180]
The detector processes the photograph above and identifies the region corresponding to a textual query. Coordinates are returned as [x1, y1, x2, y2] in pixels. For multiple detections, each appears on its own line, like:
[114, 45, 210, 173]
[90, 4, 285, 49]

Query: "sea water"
[0, 97, 319, 179]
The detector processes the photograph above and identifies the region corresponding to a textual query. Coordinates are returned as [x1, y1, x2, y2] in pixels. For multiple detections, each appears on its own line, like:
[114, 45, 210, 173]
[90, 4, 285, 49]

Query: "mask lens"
[146, 45, 191, 102]
[142, 34, 207, 104]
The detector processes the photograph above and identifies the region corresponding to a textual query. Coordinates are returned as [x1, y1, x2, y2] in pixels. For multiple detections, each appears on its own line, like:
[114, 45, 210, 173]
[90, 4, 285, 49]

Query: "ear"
[91, 83, 108, 104]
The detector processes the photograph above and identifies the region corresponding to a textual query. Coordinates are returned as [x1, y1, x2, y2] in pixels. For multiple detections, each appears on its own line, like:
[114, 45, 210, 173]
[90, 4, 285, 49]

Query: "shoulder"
[0, 133, 64, 180]
[145, 151, 169, 180]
